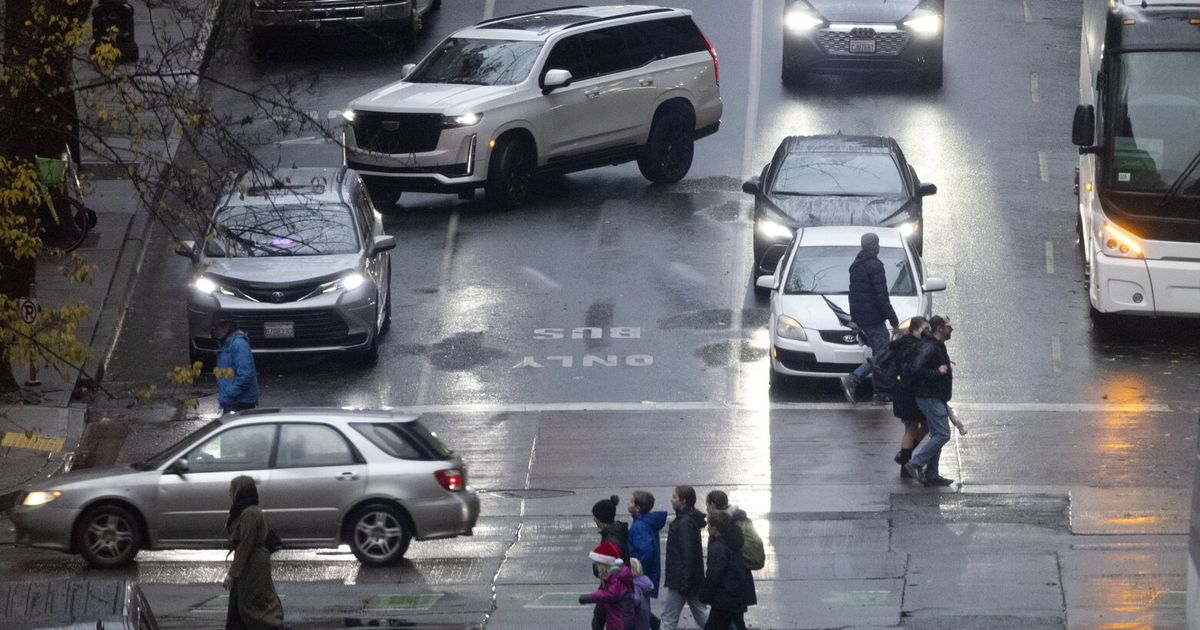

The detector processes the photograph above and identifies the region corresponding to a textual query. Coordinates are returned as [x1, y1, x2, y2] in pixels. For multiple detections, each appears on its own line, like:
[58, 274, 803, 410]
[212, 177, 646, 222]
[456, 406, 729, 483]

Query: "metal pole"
[25, 282, 40, 387]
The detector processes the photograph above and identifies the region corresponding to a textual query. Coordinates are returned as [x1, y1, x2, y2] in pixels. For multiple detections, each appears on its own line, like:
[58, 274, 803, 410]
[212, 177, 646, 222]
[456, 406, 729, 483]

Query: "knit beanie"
[591, 494, 620, 524]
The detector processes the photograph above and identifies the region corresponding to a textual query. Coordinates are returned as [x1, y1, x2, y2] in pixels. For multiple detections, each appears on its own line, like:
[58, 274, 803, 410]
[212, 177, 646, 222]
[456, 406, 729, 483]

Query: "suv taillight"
[701, 30, 719, 85]
[434, 468, 465, 492]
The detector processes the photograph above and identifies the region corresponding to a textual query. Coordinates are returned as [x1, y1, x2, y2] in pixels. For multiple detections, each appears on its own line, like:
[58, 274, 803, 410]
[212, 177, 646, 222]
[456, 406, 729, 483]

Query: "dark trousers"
[704, 607, 746, 630]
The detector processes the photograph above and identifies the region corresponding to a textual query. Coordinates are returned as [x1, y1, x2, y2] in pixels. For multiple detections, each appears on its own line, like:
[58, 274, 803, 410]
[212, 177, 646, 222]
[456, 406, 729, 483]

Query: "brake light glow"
[700, 30, 719, 85]
[434, 468, 465, 492]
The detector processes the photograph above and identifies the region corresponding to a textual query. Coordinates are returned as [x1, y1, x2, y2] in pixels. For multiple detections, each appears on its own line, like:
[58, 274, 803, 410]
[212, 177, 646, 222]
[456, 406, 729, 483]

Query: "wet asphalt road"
[6, 1, 1199, 628]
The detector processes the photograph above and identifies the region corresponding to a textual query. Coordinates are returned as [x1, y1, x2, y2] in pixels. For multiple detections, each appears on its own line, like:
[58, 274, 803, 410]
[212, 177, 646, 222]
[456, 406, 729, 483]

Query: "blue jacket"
[216, 331, 259, 407]
[628, 511, 668, 597]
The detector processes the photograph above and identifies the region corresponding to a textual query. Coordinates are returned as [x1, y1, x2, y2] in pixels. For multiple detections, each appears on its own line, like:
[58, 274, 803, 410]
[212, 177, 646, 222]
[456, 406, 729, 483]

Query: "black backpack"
[871, 340, 903, 397]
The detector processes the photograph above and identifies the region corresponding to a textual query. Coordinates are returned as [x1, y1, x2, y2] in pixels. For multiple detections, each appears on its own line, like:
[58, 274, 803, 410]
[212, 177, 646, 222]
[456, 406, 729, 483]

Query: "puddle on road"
[396, 332, 508, 371]
[695, 340, 769, 368]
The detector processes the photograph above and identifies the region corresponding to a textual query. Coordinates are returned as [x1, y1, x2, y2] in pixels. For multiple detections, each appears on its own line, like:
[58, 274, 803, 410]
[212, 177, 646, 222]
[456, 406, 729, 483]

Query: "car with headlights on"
[10, 408, 480, 568]
[180, 167, 395, 365]
[756, 226, 946, 383]
[742, 134, 936, 276]
[781, 0, 944, 87]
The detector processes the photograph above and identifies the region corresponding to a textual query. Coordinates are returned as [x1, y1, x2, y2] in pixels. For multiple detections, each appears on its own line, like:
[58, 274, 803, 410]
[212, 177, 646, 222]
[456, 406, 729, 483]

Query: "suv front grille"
[353, 112, 443, 154]
[817, 30, 910, 56]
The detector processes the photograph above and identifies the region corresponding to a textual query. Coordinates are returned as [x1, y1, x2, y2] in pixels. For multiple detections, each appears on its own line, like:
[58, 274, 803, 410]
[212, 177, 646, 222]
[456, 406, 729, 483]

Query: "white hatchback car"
[757, 226, 946, 381]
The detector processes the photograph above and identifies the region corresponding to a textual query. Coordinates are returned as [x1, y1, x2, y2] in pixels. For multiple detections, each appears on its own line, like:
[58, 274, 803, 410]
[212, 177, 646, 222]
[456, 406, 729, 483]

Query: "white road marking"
[1045, 240, 1055, 274]
[390, 401, 1182, 414]
[1038, 151, 1050, 182]
[1023, 0, 1033, 23]
[520, 266, 562, 290]
[278, 136, 322, 145]
[1030, 72, 1040, 103]
[416, 211, 461, 405]
[1051, 335, 1063, 373]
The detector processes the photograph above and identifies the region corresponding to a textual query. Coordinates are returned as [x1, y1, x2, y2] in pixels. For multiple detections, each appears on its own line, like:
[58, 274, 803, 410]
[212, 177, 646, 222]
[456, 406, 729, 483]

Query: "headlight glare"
[444, 113, 482, 128]
[903, 13, 942, 35]
[342, 109, 356, 122]
[192, 276, 218, 295]
[22, 490, 61, 507]
[340, 272, 366, 290]
[776, 315, 808, 341]
[899, 221, 917, 237]
[757, 218, 795, 240]
[785, 10, 824, 32]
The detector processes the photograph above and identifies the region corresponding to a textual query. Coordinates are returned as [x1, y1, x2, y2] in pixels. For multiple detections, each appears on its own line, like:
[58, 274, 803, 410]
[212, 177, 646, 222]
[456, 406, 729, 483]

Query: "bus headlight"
[1100, 222, 1143, 258]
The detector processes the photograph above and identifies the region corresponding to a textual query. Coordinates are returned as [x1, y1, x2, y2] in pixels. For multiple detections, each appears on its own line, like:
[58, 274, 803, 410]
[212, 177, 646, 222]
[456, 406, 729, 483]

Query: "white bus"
[1072, 0, 1200, 325]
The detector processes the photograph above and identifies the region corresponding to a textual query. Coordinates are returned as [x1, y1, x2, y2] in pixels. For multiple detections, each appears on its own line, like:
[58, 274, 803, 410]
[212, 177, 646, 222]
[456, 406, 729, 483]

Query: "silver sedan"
[10, 409, 480, 568]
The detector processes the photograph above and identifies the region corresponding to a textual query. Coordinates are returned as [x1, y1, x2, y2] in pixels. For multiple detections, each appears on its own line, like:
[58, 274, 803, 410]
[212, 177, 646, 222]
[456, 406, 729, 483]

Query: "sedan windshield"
[205, 203, 359, 257]
[408, 38, 543, 85]
[1108, 52, 1200, 195]
[772, 152, 907, 196]
[784, 245, 915, 296]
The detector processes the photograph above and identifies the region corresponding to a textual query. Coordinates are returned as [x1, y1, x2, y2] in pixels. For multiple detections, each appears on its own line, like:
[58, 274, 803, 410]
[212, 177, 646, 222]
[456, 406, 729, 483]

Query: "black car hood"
[807, 0, 921, 23]
[765, 194, 915, 227]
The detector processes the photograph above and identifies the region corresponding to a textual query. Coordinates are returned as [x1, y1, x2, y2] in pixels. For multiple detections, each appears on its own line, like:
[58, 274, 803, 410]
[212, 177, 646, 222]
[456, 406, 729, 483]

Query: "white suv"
[342, 5, 723, 209]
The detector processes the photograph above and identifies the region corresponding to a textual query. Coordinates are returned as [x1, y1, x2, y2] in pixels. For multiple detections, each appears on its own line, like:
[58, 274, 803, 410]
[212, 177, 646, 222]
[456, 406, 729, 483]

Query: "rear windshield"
[784, 245, 915, 296]
[408, 38, 543, 85]
[205, 203, 359, 257]
[352, 422, 454, 461]
[773, 152, 906, 196]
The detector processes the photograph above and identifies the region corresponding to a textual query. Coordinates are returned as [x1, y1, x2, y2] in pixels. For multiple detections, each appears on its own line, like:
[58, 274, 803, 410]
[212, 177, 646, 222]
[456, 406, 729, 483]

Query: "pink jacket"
[582, 565, 635, 629]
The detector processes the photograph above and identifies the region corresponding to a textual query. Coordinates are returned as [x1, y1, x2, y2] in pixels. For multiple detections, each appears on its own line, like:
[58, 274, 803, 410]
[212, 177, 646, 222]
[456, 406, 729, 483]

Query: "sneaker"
[903, 462, 926, 485]
[893, 450, 909, 466]
[839, 375, 858, 404]
[926, 475, 956, 487]
[900, 465, 912, 479]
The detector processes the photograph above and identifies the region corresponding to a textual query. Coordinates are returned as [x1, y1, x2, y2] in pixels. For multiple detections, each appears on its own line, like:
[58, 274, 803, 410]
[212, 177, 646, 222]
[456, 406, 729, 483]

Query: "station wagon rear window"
[352, 422, 455, 461]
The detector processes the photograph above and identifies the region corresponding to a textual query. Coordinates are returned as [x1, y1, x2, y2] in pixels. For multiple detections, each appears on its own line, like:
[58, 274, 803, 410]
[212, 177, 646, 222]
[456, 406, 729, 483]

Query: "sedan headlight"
[342, 109, 356, 122]
[22, 491, 61, 507]
[776, 315, 808, 341]
[443, 113, 482, 128]
[785, 8, 824, 32]
[903, 12, 942, 36]
[191, 276, 218, 295]
[756, 218, 795, 241]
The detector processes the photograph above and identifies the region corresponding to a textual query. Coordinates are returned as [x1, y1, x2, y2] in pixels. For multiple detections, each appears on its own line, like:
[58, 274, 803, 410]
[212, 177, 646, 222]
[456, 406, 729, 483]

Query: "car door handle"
[639, 78, 654, 87]
[584, 90, 602, 99]
[336, 472, 359, 481]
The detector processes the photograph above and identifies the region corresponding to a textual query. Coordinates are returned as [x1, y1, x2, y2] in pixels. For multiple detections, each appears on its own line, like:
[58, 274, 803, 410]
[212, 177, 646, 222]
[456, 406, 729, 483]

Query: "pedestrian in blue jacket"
[213, 313, 259, 414]
[628, 490, 668, 630]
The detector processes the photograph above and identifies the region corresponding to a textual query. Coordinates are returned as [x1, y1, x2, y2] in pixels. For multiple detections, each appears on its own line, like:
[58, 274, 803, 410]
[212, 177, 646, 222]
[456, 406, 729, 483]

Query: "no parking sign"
[16, 297, 38, 325]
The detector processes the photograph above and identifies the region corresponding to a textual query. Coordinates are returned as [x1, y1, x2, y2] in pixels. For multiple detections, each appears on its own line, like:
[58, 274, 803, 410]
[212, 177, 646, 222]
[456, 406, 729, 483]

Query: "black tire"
[356, 333, 379, 367]
[364, 177, 403, 207]
[44, 196, 92, 253]
[637, 109, 695, 184]
[1089, 306, 1119, 332]
[348, 504, 412, 566]
[379, 278, 392, 335]
[485, 137, 535, 211]
[431, 0, 441, 9]
[401, 11, 422, 50]
[75, 504, 142, 568]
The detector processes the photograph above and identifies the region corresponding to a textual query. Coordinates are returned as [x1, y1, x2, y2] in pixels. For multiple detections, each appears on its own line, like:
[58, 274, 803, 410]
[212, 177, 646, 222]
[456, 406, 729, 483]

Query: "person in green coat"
[223, 476, 284, 630]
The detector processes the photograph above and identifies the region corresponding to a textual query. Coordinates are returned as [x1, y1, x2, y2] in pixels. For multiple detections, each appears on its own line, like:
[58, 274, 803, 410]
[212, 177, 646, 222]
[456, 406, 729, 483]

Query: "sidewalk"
[0, 0, 227, 507]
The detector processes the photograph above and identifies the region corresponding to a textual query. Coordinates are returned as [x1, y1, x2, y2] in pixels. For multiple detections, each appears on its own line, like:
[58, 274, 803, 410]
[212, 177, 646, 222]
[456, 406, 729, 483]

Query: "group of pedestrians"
[579, 488, 762, 630]
[837, 233, 966, 487]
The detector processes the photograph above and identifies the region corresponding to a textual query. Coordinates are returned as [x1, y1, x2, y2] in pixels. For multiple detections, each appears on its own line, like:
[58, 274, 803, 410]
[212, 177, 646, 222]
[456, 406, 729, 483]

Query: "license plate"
[263, 322, 294, 339]
[849, 38, 876, 54]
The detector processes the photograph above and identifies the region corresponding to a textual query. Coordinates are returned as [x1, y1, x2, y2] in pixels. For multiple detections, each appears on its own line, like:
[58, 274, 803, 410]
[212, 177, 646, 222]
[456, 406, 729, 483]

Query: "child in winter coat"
[579, 542, 636, 630]
[629, 558, 655, 630]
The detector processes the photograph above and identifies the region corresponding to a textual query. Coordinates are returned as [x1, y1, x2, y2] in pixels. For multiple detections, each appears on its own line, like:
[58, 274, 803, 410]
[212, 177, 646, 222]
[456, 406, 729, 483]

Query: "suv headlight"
[22, 491, 61, 507]
[342, 109, 356, 123]
[776, 315, 808, 341]
[903, 10, 942, 36]
[756, 218, 795, 240]
[191, 276, 219, 295]
[785, 7, 824, 33]
[443, 113, 482, 128]
[1100, 221, 1143, 258]
[340, 272, 366, 290]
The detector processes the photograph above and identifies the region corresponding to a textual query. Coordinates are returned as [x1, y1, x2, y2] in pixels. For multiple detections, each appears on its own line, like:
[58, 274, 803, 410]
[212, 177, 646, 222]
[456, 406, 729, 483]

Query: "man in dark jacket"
[699, 511, 752, 630]
[592, 495, 630, 630]
[660, 486, 708, 630]
[840, 232, 900, 404]
[903, 315, 956, 487]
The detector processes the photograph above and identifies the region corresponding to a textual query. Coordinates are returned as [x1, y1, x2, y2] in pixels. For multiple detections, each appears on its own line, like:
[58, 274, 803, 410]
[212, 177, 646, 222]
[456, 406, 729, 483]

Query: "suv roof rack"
[560, 7, 674, 32]
[476, 5, 587, 27]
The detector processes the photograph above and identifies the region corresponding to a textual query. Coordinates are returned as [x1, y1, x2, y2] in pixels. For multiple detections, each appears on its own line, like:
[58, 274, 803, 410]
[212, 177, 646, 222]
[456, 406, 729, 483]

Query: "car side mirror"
[541, 69, 573, 94]
[372, 235, 396, 254]
[917, 182, 937, 197]
[1072, 104, 1095, 149]
[755, 275, 777, 290]
[742, 178, 761, 195]
[401, 63, 416, 80]
[167, 458, 189, 475]
[923, 277, 947, 292]
[173, 240, 195, 259]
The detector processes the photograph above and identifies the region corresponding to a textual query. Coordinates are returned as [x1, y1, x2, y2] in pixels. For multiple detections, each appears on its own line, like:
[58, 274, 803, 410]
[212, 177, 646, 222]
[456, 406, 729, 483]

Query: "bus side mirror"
[1072, 105, 1095, 148]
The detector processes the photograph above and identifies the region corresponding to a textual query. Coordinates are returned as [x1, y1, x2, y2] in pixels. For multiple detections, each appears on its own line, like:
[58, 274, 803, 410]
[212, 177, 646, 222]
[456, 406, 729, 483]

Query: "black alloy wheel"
[75, 504, 142, 568]
[401, 11, 422, 51]
[638, 110, 695, 184]
[348, 504, 412, 566]
[485, 138, 534, 211]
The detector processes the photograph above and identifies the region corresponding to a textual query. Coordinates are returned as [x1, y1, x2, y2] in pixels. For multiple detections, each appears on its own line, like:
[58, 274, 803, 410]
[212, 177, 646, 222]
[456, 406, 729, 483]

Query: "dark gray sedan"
[10, 409, 479, 568]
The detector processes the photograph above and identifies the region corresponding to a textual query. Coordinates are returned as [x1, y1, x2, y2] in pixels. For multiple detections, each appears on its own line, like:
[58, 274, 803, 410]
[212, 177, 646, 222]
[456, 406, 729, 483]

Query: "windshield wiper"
[1159, 145, 1200, 205]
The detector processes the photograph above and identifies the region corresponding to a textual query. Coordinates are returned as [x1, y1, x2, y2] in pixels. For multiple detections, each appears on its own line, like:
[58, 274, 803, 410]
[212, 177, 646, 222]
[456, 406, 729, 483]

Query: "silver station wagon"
[10, 409, 479, 568]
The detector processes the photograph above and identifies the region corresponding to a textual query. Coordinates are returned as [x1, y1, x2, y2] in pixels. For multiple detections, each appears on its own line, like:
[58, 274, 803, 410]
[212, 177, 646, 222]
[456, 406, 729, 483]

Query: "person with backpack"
[592, 495, 631, 630]
[660, 486, 708, 630]
[579, 541, 637, 630]
[889, 316, 930, 478]
[705, 490, 759, 620]
[903, 315, 958, 487]
[698, 511, 753, 630]
[840, 232, 900, 404]
[629, 558, 656, 630]
[627, 491, 668, 630]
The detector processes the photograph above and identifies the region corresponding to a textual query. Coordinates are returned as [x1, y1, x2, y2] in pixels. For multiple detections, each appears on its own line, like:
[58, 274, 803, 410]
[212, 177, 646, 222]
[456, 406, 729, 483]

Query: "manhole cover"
[485, 489, 575, 499]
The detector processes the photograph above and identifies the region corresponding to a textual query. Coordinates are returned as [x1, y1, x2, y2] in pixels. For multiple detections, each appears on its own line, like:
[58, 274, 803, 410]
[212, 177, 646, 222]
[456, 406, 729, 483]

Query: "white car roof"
[796, 226, 906, 248]
[462, 5, 685, 40]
